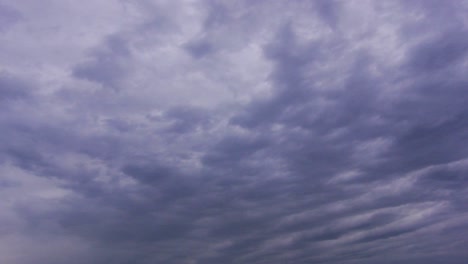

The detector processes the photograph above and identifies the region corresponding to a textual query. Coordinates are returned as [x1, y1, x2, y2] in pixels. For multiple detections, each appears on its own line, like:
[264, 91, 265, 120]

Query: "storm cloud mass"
[1, 0, 468, 263]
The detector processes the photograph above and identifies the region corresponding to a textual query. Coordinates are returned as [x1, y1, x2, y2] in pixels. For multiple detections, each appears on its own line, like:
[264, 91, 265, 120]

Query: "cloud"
[72, 35, 132, 90]
[0, 71, 31, 103]
[1, 0, 468, 264]
[0, 2, 21, 32]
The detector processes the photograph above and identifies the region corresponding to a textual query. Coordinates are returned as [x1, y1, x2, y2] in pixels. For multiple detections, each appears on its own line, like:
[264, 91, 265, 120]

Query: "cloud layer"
[1, 1, 468, 263]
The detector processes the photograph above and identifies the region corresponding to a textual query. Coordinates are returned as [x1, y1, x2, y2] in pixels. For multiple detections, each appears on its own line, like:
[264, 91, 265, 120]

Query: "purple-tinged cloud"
[1, 1, 468, 264]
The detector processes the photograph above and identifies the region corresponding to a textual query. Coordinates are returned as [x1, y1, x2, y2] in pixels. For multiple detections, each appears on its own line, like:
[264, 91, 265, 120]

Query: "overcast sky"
[1, 0, 468, 263]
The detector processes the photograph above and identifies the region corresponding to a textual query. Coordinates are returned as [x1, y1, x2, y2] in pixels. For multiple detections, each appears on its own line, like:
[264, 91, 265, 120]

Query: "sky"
[1, 0, 468, 263]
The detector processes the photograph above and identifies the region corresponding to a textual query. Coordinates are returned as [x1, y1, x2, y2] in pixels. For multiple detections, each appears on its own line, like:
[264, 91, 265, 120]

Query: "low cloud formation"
[1, 1, 467, 263]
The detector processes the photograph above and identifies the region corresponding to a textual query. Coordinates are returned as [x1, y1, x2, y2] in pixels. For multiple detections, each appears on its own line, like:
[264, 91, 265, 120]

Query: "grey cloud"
[163, 105, 212, 134]
[202, 132, 270, 168]
[72, 35, 131, 89]
[406, 31, 468, 73]
[0, 2, 21, 32]
[122, 162, 177, 185]
[0, 72, 32, 102]
[184, 39, 215, 58]
[231, 23, 320, 128]
[1, 1, 468, 264]
[314, 0, 340, 29]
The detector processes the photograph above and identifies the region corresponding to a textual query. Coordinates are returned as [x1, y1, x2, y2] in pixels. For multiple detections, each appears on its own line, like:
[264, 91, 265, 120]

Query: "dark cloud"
[0, 2, 21, 32]
[72, 35, 131, 89]
[184, 38, 215, 58]
[314, 0, 340, 29]
[406, 31, 468, 73]
[0, 72, 32, 102]
[163, 105, 212, 133]
[1, 1, 468, 264]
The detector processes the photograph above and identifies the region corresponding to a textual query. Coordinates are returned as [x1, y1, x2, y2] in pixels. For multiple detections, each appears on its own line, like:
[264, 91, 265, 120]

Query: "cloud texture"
[1, 1, 468, 263]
